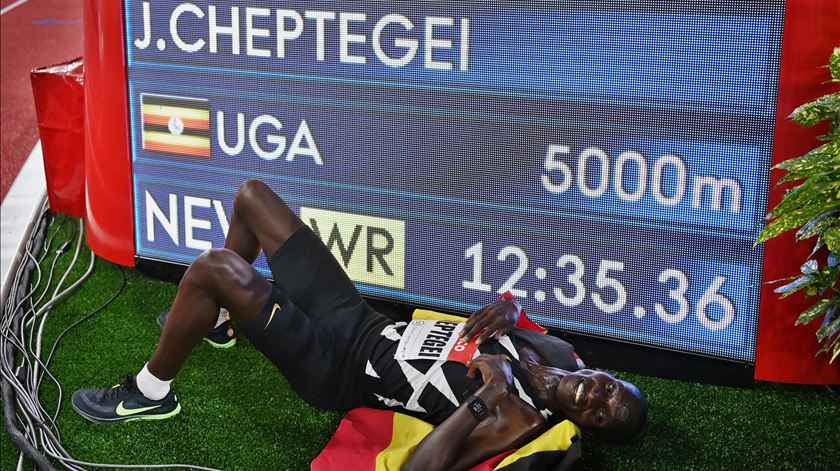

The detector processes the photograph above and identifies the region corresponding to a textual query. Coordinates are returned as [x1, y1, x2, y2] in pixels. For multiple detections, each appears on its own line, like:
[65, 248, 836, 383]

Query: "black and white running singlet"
[360, 322, 554, 426]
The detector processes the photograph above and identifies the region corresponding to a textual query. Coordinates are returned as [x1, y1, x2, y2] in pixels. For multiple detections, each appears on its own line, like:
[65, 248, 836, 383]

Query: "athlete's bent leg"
[148, 248, 272, 380]
[72, 243, 352, 423]
[71, 249, 276, 423]
[71, 249, 272, 423]
[223, 179, 303, 264]
[158, 180, 303, 350]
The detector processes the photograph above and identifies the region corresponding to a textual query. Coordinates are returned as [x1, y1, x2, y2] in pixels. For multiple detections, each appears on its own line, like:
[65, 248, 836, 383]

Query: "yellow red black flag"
[141, 94, 210, 158]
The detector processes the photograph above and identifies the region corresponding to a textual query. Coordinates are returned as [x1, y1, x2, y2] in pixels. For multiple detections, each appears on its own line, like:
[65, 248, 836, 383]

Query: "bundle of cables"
[1, 204, 222, 471]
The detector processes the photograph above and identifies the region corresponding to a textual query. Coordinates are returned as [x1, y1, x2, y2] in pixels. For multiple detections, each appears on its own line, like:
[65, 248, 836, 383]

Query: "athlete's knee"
[183, 248, 243, 289]
[198, 247, 241, 265]
[237, 178, 271, 199]
[193, 248, 270, 316]
[234, 179, 283, 215]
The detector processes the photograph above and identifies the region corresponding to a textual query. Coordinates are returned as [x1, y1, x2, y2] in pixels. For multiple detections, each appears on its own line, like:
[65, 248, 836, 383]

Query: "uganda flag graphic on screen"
[141, 94, 210, 158]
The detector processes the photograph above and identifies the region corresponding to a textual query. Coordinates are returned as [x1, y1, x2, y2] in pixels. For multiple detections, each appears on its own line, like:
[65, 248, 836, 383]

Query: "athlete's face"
[551, 369, 646, 442]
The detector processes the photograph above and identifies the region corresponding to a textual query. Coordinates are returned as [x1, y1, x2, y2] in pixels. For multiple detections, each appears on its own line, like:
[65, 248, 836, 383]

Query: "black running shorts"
[238, 225, 388, 410]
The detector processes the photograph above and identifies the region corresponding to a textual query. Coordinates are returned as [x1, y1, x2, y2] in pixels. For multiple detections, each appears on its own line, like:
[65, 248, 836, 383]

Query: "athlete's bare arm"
[459, 298, 522, 344]
[403, 355, 547, 471]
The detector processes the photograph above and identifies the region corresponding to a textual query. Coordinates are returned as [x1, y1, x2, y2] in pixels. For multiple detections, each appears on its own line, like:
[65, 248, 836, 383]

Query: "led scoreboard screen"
[125, 0, 785, 362]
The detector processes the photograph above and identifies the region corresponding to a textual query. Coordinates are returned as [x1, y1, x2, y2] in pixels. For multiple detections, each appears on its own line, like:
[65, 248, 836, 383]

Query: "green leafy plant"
[757, 47, 840, 363]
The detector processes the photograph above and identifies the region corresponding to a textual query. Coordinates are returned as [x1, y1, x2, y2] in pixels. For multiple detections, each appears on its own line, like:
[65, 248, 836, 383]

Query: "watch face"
[469, 397, 488, 420]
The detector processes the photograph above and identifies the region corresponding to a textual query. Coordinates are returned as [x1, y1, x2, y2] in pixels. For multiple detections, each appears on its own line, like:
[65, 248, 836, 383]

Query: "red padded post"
[82, 0, 135, 266]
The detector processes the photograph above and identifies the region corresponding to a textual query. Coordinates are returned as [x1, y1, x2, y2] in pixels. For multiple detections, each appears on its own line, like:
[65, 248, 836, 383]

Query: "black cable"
[1, 205, 57, 470]
[27, 248, 65, 354]
[8, 205, 51, 320]
[30, 219, 76, 320]
[39, 213, 64, 264]
[44, 264, 124, 371]
[2, 380, 55, 470]
[2, 215, 90, 469]
[24, 217, 76, 358]
[25, 220, 86, 442]
[44, 264, 127, 423]
[3, 206, 84, 468]
[3, 213, 223, 471]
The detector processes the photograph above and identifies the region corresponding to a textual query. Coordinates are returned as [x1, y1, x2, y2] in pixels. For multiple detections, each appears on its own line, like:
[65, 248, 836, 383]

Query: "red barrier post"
[31, 58, 86, 218]
[82, 0, 135, 266]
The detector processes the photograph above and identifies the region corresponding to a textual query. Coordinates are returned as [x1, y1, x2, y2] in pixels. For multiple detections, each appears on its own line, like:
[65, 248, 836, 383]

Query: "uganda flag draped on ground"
[141, 94, 210, 157]
[311, 408, 581, 471]
[312, 305, 582, 470]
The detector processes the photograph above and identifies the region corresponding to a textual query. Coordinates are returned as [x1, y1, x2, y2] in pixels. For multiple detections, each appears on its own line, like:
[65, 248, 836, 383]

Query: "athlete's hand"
[466, 354, 513, 409]
[459, 299, 521, 345]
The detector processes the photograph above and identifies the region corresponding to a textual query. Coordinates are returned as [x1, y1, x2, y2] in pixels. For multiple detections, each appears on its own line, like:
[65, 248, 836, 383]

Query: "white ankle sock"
[214, 307, 230, 329]
[136, 364, 172, 400]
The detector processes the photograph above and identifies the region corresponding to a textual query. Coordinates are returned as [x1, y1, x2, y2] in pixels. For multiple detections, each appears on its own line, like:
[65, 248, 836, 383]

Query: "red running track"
[1, 0, 83, 201]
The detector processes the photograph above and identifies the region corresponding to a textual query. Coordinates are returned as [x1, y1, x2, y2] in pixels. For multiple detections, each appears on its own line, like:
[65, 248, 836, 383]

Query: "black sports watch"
[467, 396, 489, 421]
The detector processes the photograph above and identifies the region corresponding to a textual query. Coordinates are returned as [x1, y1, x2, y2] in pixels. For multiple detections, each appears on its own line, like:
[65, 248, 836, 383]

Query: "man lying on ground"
[72, 179, 647, 470]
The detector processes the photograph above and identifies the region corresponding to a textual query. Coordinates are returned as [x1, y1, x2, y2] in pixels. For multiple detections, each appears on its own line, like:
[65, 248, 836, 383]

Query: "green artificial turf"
[3, 217, 839, 470]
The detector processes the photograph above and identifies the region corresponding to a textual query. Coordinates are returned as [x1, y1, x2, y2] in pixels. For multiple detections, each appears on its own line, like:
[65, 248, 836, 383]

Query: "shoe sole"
[157, 316, 236, 349]
[206, 338, 236, 349]
[72, 401, 181, 424]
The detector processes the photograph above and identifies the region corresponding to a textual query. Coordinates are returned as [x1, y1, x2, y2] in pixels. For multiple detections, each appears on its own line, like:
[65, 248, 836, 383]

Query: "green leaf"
[775, 145, 835, 172]
[776, 153, 839, 184]
[774, 275, 814, 298]
[797, 215, 838, 240]
[820, 139, 840, 157]
[758, 198, 840, 243]
[778, 272, 836, 300]
[830, 47, 840, 81]
[768, 175, 838, 218]
[820, 123, 840, 142]
[831, 337, 840, 363]
[774, 151, 823, 173]
[816, 314, 839, 342]
[816, 324, 839, 360]
[810, 238, 824, 257]
[789, 92, 840, 126]
[777, 142, 840, 167]
[796, 299, 832, 325]
[824, 225, 840, 253]
[817, 334, 833, 355]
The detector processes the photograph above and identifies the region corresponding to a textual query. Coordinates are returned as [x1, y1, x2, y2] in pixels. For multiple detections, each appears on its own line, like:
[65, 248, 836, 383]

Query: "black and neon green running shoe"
[157, 310, 236, 349]
[71, 376, 181, 424]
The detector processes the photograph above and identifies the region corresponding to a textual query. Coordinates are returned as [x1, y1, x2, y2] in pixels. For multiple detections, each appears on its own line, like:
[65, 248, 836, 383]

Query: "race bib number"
[394, 320, 480, 364]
